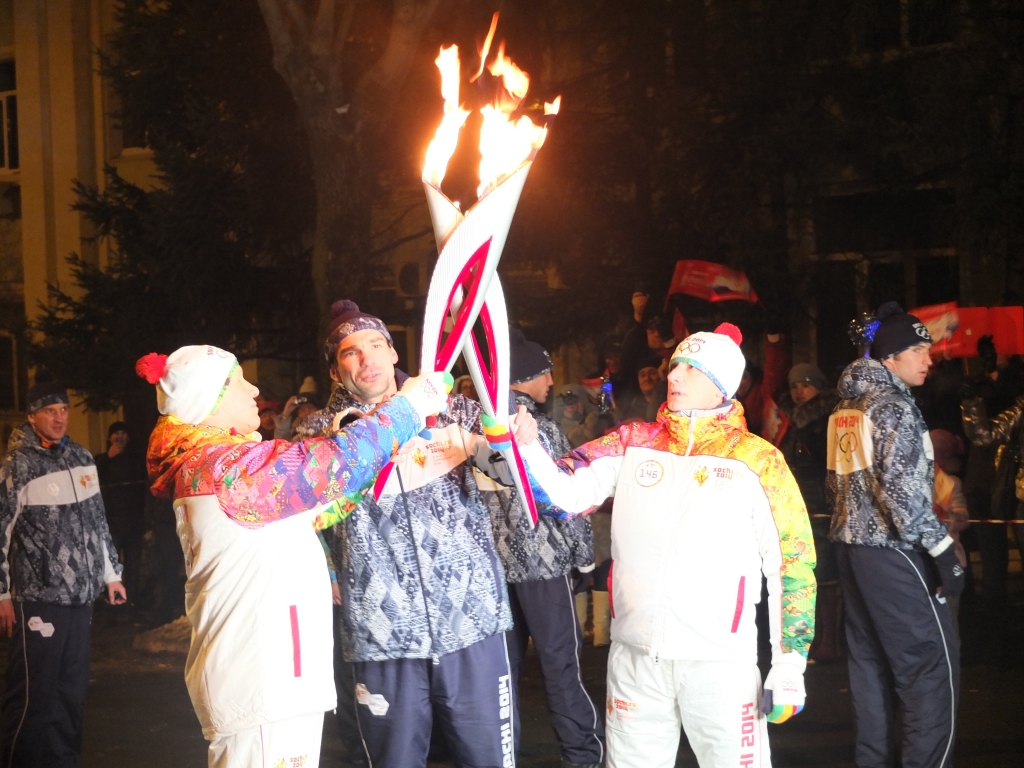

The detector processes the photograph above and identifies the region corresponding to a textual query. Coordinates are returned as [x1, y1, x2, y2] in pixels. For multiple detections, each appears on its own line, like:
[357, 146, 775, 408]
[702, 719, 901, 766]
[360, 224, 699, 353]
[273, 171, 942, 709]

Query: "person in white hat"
[517, 324, 817, 768]
[136, 345, 449, 768]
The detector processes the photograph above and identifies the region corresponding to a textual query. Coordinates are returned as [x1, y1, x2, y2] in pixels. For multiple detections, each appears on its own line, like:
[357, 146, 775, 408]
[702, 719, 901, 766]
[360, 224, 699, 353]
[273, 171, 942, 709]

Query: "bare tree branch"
[311, 0, 336, 58]
[255, 0, 295, 65]
[355, 0, 441, 120]
[281, 0, 310, 40]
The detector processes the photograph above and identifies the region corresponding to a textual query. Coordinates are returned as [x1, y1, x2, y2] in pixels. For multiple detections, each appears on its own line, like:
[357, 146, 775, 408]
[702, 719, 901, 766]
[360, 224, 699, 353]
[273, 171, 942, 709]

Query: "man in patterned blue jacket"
[0, 377, 126, 767]
[826, 302, 964, 768]
[296, 300, 530, 768]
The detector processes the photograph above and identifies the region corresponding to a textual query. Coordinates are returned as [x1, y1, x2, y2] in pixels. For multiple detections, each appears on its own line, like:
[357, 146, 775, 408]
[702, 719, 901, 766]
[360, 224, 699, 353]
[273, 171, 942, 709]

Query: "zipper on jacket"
[653, 417, 698, 658]
[395, 466, 440, 665]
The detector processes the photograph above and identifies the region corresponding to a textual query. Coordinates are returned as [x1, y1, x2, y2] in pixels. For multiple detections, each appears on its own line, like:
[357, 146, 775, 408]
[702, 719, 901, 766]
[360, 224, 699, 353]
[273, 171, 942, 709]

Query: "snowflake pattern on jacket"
[296, 385, 514, 663]
[485, 392, 594, 583]
[826, 357, 947, 552]
[0, 426, 122, 605]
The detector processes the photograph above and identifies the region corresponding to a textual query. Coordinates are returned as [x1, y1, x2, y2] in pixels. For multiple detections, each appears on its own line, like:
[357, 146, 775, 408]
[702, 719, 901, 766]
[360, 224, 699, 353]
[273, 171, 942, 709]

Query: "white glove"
[393, 372, 452, 428]
[761, 652, 806, 723]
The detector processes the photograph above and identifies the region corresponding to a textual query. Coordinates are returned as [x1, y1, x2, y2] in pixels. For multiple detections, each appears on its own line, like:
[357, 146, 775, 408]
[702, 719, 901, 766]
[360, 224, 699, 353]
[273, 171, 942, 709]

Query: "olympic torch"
[414, 25, 561, 526]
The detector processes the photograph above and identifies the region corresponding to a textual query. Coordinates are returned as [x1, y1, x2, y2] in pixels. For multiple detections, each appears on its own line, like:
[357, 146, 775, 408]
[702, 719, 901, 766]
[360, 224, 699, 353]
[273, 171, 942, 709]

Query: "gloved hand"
[977, 334, 998, 374]
[761, 652, 806, 724]
[571, 567, 594, 594]
[933, 543, 966, 599]
[958, 380, 978, 402]
[480, 413, 512, 451]
[394, 372, 453, 432]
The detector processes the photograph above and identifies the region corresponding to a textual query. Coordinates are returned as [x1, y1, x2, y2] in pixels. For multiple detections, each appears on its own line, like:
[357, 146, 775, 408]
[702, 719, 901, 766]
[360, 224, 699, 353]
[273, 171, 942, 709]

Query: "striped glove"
[761, 652, 806, 724]
[480, 413, 513, 451]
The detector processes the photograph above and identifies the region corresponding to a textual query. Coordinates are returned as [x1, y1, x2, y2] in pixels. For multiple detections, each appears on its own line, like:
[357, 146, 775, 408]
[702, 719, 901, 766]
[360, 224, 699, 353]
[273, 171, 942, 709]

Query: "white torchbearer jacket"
[523, 402, 817, 665]
[145, 399, 421, 739]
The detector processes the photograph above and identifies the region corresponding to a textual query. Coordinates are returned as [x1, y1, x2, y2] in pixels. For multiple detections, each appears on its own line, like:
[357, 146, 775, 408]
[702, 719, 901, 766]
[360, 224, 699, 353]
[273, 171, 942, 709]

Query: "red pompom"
[135, 353, 168, 384]
[714, 323, 743, 346]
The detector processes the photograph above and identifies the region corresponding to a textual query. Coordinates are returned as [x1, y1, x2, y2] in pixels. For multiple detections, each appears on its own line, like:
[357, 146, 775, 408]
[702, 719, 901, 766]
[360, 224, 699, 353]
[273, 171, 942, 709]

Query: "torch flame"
[476, 40, 550, 197]
[471, 12, 500, 83]
[422, 15, 561, 200]
[422, 45, 470, 188]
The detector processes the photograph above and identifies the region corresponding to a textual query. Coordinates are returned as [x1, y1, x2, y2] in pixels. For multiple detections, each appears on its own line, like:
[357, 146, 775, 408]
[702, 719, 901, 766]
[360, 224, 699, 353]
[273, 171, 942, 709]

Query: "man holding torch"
[516, 324, 817, 768]
[137, 344, 449, 768]
[295, 300, 537, 768]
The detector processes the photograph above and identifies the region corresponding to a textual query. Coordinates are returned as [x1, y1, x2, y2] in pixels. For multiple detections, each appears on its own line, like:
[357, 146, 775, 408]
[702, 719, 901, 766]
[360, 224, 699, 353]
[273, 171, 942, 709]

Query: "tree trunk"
[257, 0, 440, 332]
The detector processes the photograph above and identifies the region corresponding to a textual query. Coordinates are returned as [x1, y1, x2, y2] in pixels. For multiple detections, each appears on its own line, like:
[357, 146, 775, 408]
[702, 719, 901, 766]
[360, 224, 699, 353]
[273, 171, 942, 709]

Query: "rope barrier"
[807, 513, 1023, 524]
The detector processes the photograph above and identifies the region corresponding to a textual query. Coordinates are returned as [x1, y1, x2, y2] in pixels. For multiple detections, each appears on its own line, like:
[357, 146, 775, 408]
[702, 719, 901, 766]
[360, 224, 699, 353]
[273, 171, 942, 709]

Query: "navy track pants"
[352, 632, 516, 768]
[0, 602, 93, 768]
[836, 543, 959, 768]
[507, 574, 605, 765]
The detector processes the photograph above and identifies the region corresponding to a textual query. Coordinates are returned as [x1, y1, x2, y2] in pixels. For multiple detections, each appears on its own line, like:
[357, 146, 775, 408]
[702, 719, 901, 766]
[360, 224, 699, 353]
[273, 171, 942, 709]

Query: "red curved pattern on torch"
[468, 302, 500, 412]
[436, 239, 492, 372]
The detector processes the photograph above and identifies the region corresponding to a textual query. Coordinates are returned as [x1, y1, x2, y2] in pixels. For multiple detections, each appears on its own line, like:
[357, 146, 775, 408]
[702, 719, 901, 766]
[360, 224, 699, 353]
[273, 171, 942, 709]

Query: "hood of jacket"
[146, 416, 255, 498]
[837, 357, 910, 401]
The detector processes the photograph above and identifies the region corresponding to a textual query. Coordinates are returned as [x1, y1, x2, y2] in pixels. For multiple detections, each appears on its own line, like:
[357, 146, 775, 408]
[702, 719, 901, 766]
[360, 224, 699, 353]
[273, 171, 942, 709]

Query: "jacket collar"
[657, 400, 747, 448]
[146, 416, 256, 498]
[15, 423, 68, 454]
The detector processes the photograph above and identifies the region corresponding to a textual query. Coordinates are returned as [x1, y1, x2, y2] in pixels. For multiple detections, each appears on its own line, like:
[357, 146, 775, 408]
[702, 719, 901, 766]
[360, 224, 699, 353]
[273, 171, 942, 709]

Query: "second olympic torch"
[416, 24, 561, 526]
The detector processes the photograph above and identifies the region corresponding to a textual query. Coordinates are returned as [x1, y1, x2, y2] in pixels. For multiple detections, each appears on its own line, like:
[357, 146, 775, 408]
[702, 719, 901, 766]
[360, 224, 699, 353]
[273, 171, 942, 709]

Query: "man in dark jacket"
[776, 363, 842, 659]
[95, 421, 147, 603]
[826, 302, 963, 768]
[488, 329, 603, 768]
[295, 300, 529, 768]
[0, 377, 126, 767]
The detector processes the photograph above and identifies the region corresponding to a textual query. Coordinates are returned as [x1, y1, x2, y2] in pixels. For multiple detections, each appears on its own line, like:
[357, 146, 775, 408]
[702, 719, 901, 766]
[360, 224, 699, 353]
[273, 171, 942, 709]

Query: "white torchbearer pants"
[605, 642, 770, 768]
[208, 712, 324, 768]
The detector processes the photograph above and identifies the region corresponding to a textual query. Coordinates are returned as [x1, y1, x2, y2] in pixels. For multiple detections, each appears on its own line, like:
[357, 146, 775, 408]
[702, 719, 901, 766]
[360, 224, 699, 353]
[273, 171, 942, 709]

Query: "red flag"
[910, 302, 959, 352]
[989, 307, 1024, 355]
[666, 260, 758, 304]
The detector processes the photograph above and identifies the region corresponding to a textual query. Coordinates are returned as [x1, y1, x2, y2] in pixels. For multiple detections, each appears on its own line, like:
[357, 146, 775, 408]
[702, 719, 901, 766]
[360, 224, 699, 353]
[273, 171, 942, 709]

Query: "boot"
[592, 590, 611, 647]
[575, 591, 590, 634]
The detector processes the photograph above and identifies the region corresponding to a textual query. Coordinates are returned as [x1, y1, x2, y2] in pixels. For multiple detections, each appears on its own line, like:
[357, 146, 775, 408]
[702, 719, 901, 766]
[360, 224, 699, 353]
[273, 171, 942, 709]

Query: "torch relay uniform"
[0, 421, 123, 767]
[826, 355, 960, 768]
[521, 398, 817, 768]
[142, 346, 429, 768]
[296, 386, 522, 768]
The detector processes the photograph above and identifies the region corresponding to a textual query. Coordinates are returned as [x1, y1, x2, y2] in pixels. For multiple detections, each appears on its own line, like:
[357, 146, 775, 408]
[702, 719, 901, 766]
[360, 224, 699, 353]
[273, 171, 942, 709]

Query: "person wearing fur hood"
[137, 345, 448, 768]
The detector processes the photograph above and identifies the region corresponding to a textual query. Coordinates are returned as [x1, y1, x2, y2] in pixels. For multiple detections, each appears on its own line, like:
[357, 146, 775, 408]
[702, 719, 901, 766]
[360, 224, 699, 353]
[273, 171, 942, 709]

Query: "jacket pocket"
[730, 576, 745, 633]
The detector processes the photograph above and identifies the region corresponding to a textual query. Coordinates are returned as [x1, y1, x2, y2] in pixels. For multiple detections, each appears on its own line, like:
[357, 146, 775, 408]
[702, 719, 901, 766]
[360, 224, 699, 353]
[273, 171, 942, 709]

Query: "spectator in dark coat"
[95, 421, 148, 603]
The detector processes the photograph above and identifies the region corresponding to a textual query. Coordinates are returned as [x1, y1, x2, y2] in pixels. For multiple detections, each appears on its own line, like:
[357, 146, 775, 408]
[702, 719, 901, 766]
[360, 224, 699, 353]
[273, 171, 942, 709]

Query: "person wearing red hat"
[136, 345, 449, 768]
[517, 324, 817, 768]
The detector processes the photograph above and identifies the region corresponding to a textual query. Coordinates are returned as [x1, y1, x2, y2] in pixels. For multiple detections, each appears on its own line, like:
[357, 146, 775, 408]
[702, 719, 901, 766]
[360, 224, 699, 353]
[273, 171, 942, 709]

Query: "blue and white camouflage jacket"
[826, 358, 951, 555]
[296, 386, 513, 663]
[484, 392, 594, 583]
[0, 425, 122, 605]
